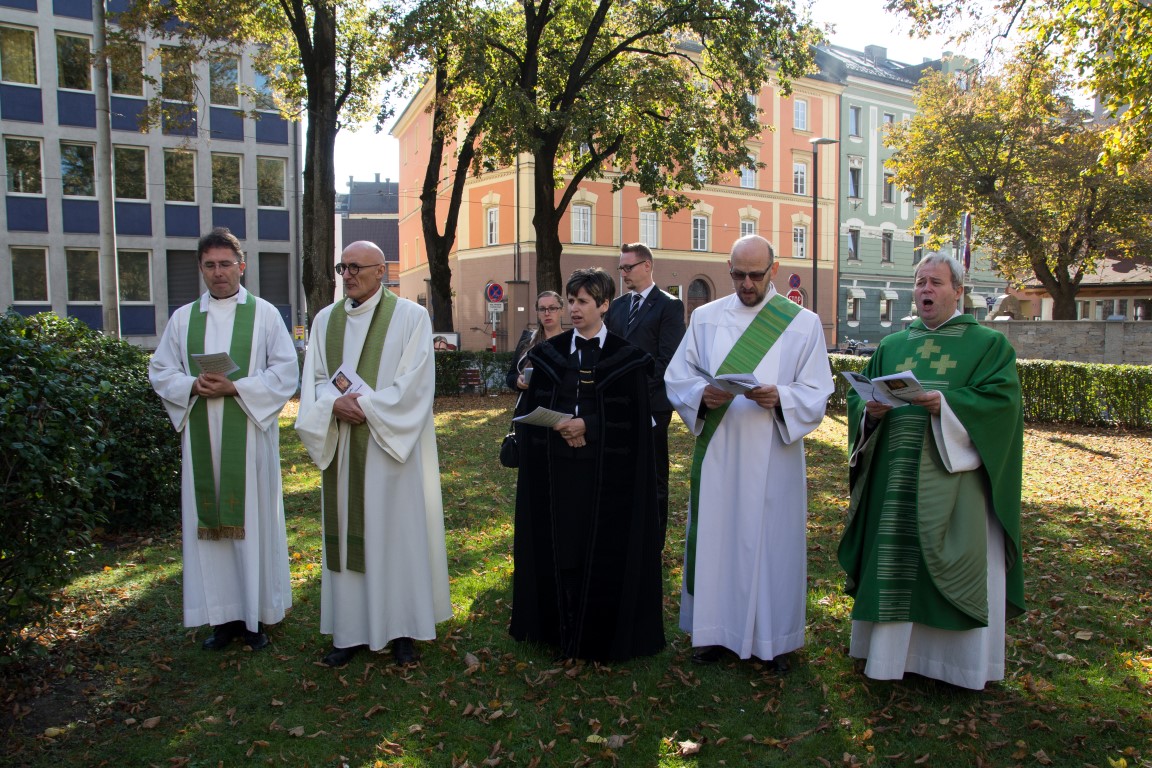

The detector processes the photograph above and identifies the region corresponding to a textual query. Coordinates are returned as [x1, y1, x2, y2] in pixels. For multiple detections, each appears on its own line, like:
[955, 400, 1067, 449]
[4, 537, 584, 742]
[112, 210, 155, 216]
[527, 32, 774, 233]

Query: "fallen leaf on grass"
[142, 717, 161, 729]
[287, 726, 305, 737]
[677, 739, 701, 756]
[43, 727, 65, 738]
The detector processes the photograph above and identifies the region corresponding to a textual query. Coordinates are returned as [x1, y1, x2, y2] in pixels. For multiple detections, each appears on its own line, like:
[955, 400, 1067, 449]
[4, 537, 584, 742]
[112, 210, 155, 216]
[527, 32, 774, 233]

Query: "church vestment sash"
[186, 292, 256, 540]
[323, 290, 398, 573]
[685, 294, 802, 592]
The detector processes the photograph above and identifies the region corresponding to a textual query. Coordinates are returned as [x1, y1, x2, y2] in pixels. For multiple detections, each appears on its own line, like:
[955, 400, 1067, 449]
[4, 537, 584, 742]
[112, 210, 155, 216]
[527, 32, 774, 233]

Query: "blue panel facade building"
[1, 2, 301, 346]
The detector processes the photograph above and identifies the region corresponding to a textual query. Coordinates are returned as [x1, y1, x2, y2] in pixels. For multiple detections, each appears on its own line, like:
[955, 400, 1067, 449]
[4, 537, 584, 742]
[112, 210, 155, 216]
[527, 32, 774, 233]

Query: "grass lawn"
[2, 393, 1150, 767]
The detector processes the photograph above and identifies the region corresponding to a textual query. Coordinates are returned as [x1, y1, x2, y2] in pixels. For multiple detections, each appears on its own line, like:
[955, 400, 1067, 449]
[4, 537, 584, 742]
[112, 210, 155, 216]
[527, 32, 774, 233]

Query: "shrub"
[433, 351, 516, 397]
[24, 312, 180, 530]
[827, 352, 1151, 428]
[0, 312, 109, 660]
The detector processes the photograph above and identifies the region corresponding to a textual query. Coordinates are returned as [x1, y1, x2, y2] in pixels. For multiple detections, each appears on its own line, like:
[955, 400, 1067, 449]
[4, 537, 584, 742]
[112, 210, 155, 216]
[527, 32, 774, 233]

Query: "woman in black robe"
[509, 268, 665, 663]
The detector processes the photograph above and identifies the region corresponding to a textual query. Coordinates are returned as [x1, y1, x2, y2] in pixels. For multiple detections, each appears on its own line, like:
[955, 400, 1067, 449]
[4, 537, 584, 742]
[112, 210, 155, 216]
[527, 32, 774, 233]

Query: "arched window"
[687, 278, 712, 318]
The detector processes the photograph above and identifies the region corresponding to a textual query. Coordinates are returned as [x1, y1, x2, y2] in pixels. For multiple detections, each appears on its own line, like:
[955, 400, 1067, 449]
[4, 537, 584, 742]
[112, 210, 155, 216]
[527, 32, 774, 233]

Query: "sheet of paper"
[692, 363, 760, 395]
[513, 406, 574, 427]
[192, 352, 239, 376]
[328, 365, 372, 397]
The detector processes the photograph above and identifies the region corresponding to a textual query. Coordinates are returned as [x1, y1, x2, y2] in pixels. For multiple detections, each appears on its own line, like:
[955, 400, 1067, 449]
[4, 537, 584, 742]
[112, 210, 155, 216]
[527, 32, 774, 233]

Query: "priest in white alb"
[295, 241, 451, 668]
[665, 235, 833, 669]
[149, 227, 298, 652]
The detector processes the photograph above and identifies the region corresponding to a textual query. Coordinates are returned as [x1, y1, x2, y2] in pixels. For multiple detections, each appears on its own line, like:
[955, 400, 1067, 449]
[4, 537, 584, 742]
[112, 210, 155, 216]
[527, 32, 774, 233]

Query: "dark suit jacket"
[605, 287, 686, 412]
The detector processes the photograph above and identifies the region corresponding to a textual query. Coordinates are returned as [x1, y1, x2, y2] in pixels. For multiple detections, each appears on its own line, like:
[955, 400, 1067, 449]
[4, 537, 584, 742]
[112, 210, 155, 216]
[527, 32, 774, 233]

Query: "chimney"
[864, 45, 887, 64]
[375, 173, 380, 183]
[348, 175, 353, 191]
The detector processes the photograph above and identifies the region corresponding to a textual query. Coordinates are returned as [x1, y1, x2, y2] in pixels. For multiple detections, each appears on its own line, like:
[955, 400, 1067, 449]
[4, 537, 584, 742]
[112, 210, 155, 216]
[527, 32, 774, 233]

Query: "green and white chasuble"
[666, 286, 833, 661]
[838, 314, 1024, 688]
[148, 287, 299, 632]
[295, 288, 452, 652]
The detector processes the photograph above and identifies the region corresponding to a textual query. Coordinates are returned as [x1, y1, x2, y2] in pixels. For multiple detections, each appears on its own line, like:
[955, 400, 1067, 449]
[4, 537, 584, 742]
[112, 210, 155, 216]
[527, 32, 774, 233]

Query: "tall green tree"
[886, 0, 1152, 164]
[112, 0, 394, 326]
[477, 0, 819, 294]
[390, 0, 506, 332]
[886, 54, 1152, 319]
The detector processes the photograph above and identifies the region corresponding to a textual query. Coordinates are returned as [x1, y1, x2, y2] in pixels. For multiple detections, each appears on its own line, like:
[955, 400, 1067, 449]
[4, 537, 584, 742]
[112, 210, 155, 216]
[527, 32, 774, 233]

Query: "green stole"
[186, 292, 257, 540]
[685, 293, 802, 593]
[322, 289, 398, 573]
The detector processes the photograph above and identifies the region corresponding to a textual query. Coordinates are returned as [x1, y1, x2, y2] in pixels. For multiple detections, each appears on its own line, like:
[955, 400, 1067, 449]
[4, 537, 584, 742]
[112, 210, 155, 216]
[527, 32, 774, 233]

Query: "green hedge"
[827, 353, 1152, 428]
[433, 351, 516, 397]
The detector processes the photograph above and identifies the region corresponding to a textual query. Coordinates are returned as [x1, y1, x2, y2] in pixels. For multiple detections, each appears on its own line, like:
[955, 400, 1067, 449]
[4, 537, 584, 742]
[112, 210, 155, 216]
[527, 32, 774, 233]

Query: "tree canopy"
[886, 0, 1152, 165]
[886, 53, 1152, 319]
[113, 0, 396, 326]
[470, 0, 821, 294]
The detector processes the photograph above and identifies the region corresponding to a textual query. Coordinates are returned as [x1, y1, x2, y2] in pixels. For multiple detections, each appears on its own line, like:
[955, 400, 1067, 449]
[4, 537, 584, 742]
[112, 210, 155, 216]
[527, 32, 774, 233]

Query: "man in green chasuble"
[838, 253, 1024, 690]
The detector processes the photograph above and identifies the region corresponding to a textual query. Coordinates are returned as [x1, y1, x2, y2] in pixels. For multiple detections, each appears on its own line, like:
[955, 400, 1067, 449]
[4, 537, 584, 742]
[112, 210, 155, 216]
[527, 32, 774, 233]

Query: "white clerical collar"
[922, 309, 962, 331]
[198, 285, 247, 312]
[346, 286, 383, 316]
[569, 323, 609, 354]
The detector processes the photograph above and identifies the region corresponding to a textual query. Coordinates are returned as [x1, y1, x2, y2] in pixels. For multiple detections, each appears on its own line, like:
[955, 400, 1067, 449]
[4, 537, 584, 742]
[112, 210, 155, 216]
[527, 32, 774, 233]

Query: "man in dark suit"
[605, 242, 686, 548]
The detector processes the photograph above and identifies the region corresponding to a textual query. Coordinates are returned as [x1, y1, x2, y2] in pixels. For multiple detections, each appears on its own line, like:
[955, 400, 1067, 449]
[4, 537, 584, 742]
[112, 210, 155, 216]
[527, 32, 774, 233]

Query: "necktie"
[574, 335, 600, 351]
[627, 293, 642, 328]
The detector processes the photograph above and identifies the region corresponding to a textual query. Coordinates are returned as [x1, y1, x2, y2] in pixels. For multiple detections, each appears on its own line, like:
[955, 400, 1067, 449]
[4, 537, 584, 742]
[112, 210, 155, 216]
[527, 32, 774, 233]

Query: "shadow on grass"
[4, 400, 1150, 767]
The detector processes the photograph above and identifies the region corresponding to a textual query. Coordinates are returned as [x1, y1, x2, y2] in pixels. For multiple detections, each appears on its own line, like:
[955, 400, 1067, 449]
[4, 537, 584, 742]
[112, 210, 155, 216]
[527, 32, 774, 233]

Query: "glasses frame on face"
[618, 260, 649, 274]
[730, 269, 769, 283]
[201, 259, 241, 272]
[536, 305, 563, 314]
[334, 262, 383, 276]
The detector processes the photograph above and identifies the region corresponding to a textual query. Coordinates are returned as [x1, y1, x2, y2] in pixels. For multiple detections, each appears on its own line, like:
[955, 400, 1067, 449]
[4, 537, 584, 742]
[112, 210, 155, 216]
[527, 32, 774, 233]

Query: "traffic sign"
[486, 282, 505, 302]
[787, 289, 804, 305]
[487, 302, 505, 313]
[788, 273, 802, 289]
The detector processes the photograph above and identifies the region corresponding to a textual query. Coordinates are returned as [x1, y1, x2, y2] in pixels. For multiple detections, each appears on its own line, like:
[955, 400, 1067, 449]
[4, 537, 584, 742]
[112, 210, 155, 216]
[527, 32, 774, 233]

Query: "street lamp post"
[810, 137, 839, 319]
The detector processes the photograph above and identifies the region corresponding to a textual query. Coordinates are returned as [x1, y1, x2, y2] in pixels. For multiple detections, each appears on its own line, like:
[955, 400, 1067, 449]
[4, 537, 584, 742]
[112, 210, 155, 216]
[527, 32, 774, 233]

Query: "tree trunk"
[298, 6, 338, 329]
[532, 146, 565, 295]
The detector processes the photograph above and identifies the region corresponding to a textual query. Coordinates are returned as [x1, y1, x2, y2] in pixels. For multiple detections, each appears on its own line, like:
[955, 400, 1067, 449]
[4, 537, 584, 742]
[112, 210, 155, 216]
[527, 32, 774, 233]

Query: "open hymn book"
[841, 370, 926, 408]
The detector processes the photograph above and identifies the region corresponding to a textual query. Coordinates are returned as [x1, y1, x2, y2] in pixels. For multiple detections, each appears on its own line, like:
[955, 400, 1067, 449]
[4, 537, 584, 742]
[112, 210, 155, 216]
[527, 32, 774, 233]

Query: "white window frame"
[848, 167, 862, 199]
[883, 173, 896, 204]
[113, 145, 148, 200]
[65, 248, 101, 303]
[256, 156, 286, 208]
[60, 141, 96, 198]
[793, 161, 807, 195]
[6, 136, 44, 195]
[164, 148, 197, 203]
[691, 215, 709, 252]
[117, 249, 153, 303]
[793, 98, 808, 131]
[793, 225, 807, 259]
[211, 153, 243, 206]
[639, 210, 658, 248]
[881, 231, 893, 262]
[849, 105, 862, 137]
[208, 53, 240, 107]
[10, 246, 49, 303]
[0, 25, 38, 86]
[486, 206, 499, 246]
[740, 219, 756, 237]
[740, 158, 757, 189]
[110, 41, 143, 96]
[571, 204, 592, 244]
[55, 32, 92, 92]
[848, 228, 860, 260]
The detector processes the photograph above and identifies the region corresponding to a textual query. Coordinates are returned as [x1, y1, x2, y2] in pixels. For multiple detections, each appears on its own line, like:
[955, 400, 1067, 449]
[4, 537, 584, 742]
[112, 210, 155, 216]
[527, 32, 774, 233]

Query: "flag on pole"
[962, 212, 973, 272]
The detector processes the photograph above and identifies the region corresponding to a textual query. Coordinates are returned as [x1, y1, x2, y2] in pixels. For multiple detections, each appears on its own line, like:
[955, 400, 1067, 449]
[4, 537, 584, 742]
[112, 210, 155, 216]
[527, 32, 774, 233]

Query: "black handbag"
[499, 429, 518, 468]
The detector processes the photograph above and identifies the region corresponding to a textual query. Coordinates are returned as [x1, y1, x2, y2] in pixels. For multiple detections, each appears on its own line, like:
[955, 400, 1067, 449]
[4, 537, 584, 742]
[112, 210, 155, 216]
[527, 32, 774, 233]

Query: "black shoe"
[691, 645, 725, 664]
[391, 637, 420, 666]
[244, 630, 270, 651]
[322, 644, 363, 667]
[201, 621, 242, 651]
[762, 654, 790, 673]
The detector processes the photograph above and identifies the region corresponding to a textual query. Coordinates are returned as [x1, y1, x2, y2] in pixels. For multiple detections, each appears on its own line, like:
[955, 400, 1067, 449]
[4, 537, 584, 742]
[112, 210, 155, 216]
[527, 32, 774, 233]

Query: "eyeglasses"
[537, 306, 562, 313]
[335, 262, 383, 276]
[201, 260, 241, 271]
[730, 269, 769, 282]
[618, 261, 649, 273]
